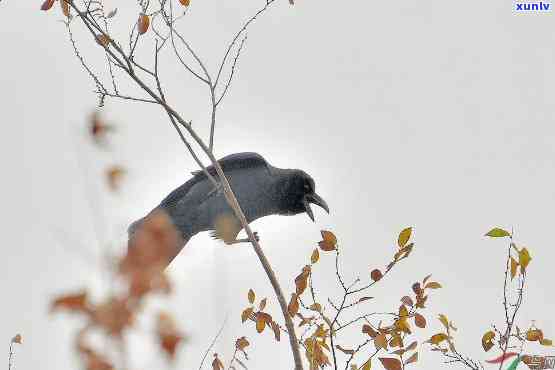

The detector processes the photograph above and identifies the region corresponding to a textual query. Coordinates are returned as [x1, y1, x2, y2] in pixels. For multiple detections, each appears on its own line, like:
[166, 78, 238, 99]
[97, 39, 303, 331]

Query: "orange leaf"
[256, 315, 266, 333]
[526, 329, 543, 342]
[40, 0, 55, 11]
[379, 357, 402, 370]
[51, 291, 88, 313]
[137, 14, 150, 35]
[288, 294, 299, 318]
[160, 333, 183, 359]
[362, 324, 378, 338]
[60, 0, 70, 17]
[510, 257, 518, 280]
[295, 266, 310, 295]
[428, 333, 449, 345]
[374, 333, 388, 350]
[248, 289, 255, 304]
[482, 330, 495, 351]
[106, 165, 125, 191]
[319, 230, 337, 251]
[179, 0, 190, 5]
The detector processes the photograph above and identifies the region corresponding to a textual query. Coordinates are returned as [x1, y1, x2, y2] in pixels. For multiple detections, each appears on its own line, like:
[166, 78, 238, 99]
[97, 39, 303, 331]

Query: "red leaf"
[379, 357, 402, 370]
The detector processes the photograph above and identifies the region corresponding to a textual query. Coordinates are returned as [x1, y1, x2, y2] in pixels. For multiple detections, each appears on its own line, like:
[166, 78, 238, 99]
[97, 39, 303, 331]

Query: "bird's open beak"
[304, 193, 330, 222]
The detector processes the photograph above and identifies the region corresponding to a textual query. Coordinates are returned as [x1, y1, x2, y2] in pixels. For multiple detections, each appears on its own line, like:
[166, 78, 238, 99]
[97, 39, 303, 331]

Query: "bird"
[128, 152, 329, 265]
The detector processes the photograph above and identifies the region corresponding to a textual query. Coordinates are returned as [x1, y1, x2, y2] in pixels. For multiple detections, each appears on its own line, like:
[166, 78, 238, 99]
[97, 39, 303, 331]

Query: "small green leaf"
[485, 228, 511, 238]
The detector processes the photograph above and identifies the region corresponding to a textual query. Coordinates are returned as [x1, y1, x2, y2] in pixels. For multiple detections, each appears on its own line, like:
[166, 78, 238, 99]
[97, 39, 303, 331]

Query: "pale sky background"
[1, 0, 554, 369]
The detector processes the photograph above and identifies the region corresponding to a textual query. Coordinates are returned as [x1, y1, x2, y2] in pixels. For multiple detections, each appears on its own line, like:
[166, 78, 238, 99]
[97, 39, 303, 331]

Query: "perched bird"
[129, 152, 329, 264]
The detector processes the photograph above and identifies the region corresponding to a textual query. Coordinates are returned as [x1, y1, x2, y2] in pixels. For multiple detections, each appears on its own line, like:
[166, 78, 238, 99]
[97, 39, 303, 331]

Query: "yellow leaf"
[311, 248, 320, 264]
[360, 359, 371, 370]
[428, 333, 449, 345]
[438, 314, 449, 330]
[518, 248, 532, 273]
[236, 336, 249, 350]
[540, 338, 553, 346]
[398, 227, 412, 248]
[485, 228, 511, 238]
[309, 303, 322, 313]
[425, 282, 442, 289]
[241, 307, 253, 323]
[248, 289, 255, 304]
[510, 257, 519, 280]
[482, 330, 495, 351]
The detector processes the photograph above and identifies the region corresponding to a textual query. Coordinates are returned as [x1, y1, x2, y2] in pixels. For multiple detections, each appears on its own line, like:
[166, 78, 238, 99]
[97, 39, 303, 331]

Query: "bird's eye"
[304, 183, 311, 190]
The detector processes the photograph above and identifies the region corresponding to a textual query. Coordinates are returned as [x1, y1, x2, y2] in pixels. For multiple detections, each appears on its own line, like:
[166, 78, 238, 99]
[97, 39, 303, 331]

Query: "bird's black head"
[279, 170, 329, 222]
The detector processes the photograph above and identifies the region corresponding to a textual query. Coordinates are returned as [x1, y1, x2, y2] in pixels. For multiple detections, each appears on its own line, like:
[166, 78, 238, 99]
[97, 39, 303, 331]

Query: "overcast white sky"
[1, 0, 554, 369]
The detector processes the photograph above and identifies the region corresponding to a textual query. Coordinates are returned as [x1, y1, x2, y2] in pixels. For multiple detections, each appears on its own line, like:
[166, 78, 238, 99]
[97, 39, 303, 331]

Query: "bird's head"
[281, 170, 329, 222]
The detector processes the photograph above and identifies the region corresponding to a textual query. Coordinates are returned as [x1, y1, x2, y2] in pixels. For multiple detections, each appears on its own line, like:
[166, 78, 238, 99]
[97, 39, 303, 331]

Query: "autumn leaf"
[370, 269, 383, 282]
[406, 341, 417, 351]
[179, 0, 191, 6]
[414, 313, 426, 328]
[259, 298, 267, 311]
[510, 257, 519, 280]
[11, 334, 22, 344]
[241, 307, 253, 323]
[96, 34, 111, 47]
[51, 291, 89, 313]
[360, 359, 371, 370]
[540, 338, 553, 346]
[379, 357, 402, 370]
[398, 227, 412, 248]
[526, 329, 543, 342]
[212, 354, 224, 370]
[485, 227, 511, 238]
[295, 265, 311, 295]
[319, 230, 337, 251]
[93, 297, 134, 337]
[401, 296, 414, 307]
[40, 0, 55, 11]
[362, 324, 378, 338]
[288, 294, 299, 318]
[60, 0, 69, 17]
[482, 330, 495, 351]
[137, 14, 150, 35]
[256, 315, 266, 333]
[438, 314, 449, 330]
[236, 336, 250, 351]
[248, 289, 255, 304]
[424, 281, 442, 289]
[428, 333, 449, 345]
[518, 248, 532, 273]
[311, 248, 320, 264]
[374, 333, 388, 350]
[106, 165, 125, 191]
[405, 352, 418, 365]
[358, 296, 373, 304]
[270, 320, 281, 341]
